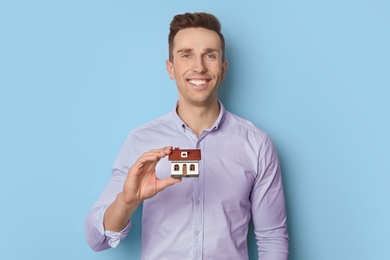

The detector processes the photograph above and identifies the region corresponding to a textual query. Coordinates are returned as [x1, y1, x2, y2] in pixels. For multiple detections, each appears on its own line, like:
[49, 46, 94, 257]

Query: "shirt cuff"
[93, 205, 131, 248]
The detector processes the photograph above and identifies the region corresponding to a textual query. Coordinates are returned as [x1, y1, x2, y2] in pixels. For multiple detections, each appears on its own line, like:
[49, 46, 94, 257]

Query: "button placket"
[192, 138, 205, 259]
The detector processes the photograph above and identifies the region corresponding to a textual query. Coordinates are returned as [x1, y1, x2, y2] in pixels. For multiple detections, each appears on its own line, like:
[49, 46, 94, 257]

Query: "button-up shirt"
[85, 102, 289, 259]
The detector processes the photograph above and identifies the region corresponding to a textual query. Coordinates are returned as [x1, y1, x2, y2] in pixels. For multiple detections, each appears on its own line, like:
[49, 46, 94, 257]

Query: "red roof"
[169, 148, 201, 161]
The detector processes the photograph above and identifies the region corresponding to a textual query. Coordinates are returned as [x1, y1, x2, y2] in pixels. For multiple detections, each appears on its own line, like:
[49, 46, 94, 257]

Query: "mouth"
[187, 79, 209, 87]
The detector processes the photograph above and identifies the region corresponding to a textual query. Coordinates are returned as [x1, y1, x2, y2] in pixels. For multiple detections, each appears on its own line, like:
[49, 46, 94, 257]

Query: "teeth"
[189, 79, 206, 86]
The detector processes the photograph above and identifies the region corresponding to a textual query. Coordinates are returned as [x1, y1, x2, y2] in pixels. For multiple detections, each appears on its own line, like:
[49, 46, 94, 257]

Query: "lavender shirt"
[85, 102, 289, 259]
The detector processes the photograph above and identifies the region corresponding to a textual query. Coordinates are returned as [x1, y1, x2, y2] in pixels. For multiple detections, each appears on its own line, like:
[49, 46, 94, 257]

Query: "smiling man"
[85, 12, 289, 260]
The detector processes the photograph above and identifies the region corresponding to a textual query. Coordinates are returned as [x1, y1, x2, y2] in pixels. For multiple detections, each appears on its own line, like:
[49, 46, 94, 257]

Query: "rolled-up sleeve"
[84, 132, 139, 251]
[84, 204, 131, 251]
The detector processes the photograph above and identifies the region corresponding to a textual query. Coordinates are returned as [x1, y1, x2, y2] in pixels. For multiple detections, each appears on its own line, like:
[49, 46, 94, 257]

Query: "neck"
[177, 100, 220, 137]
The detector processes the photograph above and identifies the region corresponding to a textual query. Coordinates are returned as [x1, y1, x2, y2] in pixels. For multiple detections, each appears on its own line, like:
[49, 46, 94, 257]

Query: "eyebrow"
[176, 48, 221, 54]
[204, 48, 220, 54]
[177, 48, 193, 54]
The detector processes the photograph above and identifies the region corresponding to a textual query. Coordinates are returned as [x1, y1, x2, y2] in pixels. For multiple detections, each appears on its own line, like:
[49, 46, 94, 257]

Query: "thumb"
[157, 177, 182, 192]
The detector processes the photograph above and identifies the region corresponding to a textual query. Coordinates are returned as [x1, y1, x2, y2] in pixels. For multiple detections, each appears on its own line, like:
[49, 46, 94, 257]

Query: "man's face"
[166, 28, 228, 107]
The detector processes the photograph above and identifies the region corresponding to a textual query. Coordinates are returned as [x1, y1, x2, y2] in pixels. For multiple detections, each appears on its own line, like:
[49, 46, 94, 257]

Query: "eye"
[205, 54, 217, 59]
[181, 53, 191, 58]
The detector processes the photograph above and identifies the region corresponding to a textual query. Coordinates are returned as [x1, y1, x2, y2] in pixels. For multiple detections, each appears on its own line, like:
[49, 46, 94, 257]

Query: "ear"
[166, 60, 175, 80]
[221, 60, 228, 80]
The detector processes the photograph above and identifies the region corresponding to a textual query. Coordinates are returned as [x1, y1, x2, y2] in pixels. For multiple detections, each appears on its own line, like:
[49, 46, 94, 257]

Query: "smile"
[188, 79, 208, 86]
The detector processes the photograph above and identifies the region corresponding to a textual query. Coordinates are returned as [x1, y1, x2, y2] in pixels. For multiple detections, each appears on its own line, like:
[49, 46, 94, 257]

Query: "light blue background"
[1, 1, 389, 259]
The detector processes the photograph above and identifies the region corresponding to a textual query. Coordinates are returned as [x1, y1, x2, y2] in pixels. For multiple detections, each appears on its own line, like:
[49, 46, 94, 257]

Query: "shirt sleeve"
[84, 204, 131, 251]
[84, 133, 138, 251]
[251, 135, 289, 259]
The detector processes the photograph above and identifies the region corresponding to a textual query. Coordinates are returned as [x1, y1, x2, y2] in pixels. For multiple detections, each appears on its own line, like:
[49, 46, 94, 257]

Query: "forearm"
[84, 207, 112, 251]
[104, 192, 141, 232]
[85, 202, 134, 251]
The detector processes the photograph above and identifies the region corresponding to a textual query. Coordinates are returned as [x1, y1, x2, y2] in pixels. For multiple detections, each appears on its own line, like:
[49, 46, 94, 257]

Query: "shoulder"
[130, 112, 174, 136]
[115, 112, 175, 162]
[223, 110, 270, 142]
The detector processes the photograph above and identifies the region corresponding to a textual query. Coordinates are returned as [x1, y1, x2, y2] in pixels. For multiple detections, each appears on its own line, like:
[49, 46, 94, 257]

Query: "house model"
[169, 148, 201, 178]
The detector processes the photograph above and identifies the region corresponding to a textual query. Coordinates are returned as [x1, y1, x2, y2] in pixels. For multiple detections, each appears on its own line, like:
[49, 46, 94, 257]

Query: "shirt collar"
[171, 100, 226, 133]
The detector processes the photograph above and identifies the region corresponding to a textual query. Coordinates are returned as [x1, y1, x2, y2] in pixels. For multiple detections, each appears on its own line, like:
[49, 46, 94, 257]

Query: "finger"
[138, 147, 173, 166]
[140, 146, 172, 160]
[157, 177, 182, 192]
[144, 146, 172, 154]
[131, 147, 173, 174]
[133, 154, 158, 168]
[153, 146, 173, 157]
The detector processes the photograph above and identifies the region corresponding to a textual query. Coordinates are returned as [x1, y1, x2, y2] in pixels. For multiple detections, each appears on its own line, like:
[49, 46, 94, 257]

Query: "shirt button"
[195, 200, 200, 204]
[195, 231, 200, 235]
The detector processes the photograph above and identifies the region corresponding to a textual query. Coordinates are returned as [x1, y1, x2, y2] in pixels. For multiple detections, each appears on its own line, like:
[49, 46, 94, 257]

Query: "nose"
[192, 57, 207, 73]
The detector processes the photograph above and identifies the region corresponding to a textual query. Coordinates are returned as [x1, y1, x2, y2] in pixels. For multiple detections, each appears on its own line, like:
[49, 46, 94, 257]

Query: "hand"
[122, 146, 181, 204]
[104, 146, 181, 232]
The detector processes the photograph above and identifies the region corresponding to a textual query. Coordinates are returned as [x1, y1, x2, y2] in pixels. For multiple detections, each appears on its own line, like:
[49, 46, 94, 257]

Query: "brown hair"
[168, 12, 225, 61]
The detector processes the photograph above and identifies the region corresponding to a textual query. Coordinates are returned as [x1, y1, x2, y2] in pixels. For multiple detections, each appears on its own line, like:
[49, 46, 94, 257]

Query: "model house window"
[174, 164, 179, 171]
[181, 152, 188, 158]
[190, 164, 195, 171]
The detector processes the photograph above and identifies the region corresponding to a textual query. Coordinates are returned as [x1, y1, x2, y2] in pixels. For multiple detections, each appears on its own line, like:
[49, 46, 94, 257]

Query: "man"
[85, 12, 289, 259]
